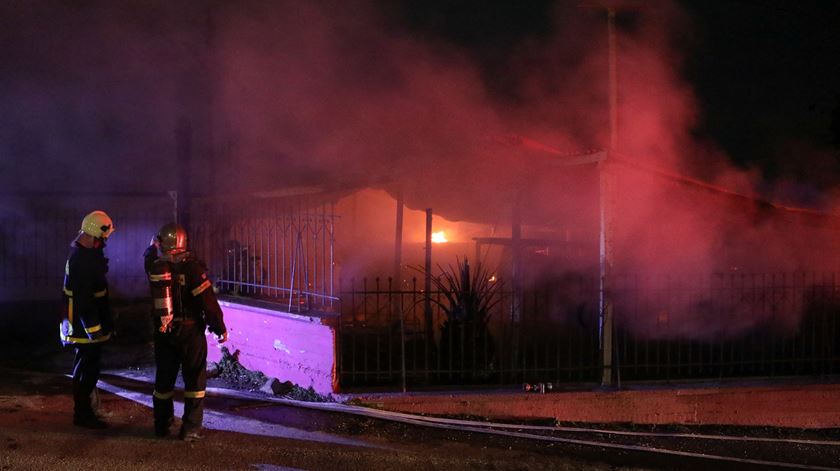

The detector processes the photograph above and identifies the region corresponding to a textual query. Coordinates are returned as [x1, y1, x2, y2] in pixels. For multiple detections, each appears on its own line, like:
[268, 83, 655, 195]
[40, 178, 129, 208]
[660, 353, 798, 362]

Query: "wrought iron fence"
[337, 275, 601, 389]
[613, 272, 840, 381]
[338, 272, 840, 389]
[0, 195, 173, 301]
[191, 198, 338, 313]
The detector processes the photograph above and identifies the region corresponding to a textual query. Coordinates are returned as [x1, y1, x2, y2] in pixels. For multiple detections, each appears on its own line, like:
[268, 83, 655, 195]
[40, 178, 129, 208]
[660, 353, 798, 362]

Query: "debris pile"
[212, 347, 268, 391]
[211, 347, 336, 403]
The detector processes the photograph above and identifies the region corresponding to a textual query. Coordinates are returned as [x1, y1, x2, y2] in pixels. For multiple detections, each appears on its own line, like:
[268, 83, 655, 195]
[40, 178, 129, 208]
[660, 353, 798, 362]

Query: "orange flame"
[431, 231, 448, 244]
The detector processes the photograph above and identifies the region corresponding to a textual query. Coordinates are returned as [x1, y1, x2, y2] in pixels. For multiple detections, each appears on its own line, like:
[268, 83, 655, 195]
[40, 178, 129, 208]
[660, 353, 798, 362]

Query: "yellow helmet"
[80, 210, 115, 239]
[157, 223, 188, 254]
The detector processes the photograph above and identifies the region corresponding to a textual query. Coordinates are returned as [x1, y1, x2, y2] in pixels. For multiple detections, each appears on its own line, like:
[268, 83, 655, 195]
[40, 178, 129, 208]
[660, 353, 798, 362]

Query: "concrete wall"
[207, 300, 338, 395]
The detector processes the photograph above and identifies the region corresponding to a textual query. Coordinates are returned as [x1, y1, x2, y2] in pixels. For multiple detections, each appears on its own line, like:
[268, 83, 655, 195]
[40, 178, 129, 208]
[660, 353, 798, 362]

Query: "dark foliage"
[414, 258, 502, 382]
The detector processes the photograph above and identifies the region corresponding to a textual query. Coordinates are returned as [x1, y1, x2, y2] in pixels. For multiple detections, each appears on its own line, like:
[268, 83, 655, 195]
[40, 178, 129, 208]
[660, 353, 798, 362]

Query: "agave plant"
[413, 257, 501, 382]
[424, 257, 502, 324]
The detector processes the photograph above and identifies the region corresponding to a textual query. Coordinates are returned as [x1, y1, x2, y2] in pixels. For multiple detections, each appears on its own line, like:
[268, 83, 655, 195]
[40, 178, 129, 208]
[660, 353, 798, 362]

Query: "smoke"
[2, 1, 838, 337]
[0, 1, 198, 195]
[212, 1, 510, 197]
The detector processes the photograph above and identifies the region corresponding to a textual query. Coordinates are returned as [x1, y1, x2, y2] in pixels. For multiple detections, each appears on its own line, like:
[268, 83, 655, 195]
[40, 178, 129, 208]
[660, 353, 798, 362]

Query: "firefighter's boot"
[153, 393, 175, 438]
[154, 416, 174, 438]
[72, 382, 107, 429]
[179, 426, 203, 442]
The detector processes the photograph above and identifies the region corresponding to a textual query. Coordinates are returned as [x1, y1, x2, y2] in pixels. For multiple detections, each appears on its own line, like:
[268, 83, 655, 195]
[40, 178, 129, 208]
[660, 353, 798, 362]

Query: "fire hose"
[99, 373, 840, 471]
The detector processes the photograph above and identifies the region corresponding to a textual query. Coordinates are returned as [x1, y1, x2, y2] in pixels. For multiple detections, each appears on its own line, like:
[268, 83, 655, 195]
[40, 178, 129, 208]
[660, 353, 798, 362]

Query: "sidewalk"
[352, 380, 840, 429]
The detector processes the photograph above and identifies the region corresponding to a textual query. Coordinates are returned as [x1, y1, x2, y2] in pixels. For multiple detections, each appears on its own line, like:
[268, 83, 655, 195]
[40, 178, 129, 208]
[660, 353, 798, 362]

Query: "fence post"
[424, 208, 433, 381]
[399, 279, 407, 393]
[394, 192, 404, 290]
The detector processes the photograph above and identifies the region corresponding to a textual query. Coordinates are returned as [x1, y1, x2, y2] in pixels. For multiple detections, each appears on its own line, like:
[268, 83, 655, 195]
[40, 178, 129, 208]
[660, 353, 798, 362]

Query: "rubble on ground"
[211, 347, 336, 403]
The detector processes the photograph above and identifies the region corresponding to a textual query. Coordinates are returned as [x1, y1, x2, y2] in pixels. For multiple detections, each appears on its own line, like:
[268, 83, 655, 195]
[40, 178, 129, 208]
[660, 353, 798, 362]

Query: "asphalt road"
[2, 333, 838, 471]
[6, 362, 839, 471]
[0, 365, 654, 471]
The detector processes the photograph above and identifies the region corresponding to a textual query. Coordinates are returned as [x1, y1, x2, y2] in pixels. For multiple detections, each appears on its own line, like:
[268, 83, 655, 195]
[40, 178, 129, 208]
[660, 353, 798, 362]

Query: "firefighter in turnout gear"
[146, 223, 228, 441]
[61, 210, 115, 429]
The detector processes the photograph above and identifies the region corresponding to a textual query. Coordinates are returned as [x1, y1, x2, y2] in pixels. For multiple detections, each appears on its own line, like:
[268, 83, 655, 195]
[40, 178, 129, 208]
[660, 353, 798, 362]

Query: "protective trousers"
[152, 322, 208, 435]
[72, 344, 102, 419]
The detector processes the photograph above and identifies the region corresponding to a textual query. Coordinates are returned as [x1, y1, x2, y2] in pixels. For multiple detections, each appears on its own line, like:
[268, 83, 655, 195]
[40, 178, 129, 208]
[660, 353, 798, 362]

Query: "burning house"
[167, 132, 840, 391]
[1, 1, 839, 393]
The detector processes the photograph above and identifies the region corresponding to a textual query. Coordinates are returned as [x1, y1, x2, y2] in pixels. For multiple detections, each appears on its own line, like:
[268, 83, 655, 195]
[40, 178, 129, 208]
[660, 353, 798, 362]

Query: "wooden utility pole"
[581, 1, 631, 387]
[598, 5, 618, 388]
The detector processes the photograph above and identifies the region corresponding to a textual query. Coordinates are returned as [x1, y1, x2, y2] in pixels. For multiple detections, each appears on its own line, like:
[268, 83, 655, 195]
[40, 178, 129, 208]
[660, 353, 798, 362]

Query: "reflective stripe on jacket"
[61, 242, 112, 345]
[147, 252, 226, 336]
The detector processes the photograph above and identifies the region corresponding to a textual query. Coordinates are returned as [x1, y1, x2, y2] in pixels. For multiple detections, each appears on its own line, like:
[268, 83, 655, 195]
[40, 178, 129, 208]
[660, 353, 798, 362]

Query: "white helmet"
[80, 210, 115, 239]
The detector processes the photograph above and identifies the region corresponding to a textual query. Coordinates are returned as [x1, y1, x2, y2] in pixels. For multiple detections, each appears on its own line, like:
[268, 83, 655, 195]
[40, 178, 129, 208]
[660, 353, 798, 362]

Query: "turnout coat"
[60, 243, 112, 345]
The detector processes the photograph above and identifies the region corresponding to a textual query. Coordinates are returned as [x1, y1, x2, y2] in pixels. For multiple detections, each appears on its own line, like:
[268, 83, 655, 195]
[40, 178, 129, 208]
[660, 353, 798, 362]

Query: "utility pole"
[599, 4, 617, 389]
[580, 1, 634, 387]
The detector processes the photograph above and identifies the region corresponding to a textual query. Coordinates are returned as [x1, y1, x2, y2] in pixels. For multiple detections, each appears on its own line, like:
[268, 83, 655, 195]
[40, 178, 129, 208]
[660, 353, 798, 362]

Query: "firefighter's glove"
[159, 314, 174, 334]
[60, 319, 74, 338]
[216, 331, 229, 344]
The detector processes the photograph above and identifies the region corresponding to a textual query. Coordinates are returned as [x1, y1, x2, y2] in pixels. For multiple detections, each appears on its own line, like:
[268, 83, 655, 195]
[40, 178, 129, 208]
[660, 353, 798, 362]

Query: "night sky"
[682, 1, 840, 183]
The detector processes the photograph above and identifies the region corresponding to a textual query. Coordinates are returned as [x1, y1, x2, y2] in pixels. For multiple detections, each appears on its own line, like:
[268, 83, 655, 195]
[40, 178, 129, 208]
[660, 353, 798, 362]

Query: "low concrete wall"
[207, 299, 338, 395]
[357, 383, 840, 428]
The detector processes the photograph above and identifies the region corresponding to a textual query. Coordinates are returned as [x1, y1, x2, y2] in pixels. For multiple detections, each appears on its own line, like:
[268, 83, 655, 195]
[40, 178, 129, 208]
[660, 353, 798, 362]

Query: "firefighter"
[146, 222, 228, 441]
[60, 210, 115, 429]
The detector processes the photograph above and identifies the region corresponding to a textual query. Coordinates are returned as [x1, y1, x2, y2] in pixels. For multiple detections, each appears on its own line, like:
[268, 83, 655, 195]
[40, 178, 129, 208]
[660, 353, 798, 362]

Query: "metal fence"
[613, 273, 840, 381]
[338, 275, 601, 388]
[0, 195, 174, 301]
[191, 198, 338, 313]
[338, 272, 840, 389]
